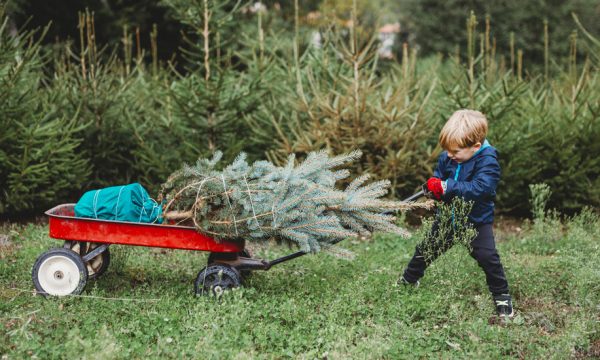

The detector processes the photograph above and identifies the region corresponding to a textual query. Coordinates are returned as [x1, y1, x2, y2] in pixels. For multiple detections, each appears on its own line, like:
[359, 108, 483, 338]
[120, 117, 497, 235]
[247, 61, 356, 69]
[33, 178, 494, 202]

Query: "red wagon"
[32, 204, 308, 297]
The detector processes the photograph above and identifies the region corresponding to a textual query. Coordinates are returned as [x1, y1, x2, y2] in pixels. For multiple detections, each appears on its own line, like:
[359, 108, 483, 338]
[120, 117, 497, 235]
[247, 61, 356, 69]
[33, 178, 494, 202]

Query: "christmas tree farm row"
[0, 4, 598, 217]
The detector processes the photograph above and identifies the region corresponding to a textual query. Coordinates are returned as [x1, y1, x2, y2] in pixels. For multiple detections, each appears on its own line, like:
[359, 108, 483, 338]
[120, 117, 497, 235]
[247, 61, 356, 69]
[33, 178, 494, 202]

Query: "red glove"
[426, 177, 445, 200]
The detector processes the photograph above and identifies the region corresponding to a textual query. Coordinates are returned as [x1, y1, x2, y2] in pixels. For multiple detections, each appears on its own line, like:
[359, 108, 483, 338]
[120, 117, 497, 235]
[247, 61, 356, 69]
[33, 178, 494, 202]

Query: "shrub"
[0, 7, 89, 214]
[263, 23, 441, 197]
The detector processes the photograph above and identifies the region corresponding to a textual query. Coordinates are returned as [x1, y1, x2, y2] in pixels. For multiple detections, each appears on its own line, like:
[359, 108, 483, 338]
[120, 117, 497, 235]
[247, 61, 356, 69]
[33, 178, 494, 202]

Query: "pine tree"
[115, 23, 186, 194]
[0, 6, 89, 214]
[252, 1, 440, 198]
[162, 0, 277, 162]
[160, 150, 429, 253]
[49, 11, 144, 187]
[49, 11, 174, 191]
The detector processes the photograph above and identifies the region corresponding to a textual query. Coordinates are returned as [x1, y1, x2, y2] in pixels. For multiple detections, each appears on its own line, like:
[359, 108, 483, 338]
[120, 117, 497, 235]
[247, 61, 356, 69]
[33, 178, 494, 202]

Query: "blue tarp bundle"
[74, 183, 163, 224]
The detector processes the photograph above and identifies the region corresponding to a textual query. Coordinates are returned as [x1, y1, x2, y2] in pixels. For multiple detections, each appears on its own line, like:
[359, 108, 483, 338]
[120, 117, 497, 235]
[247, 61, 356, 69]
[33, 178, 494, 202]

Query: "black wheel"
[68, 241, 110, 279]
[195, 264, 242, 297]
[32, 248, 88, 297]
[207, 249, 253, 278]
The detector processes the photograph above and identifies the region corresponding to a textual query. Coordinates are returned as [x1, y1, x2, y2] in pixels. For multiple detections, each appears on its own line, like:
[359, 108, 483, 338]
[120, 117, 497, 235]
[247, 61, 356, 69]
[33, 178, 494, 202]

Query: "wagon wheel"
[32, 248, 88, 297]
[195, 264, 242, 297]
[207, 249, 253, 278]
[68, 241, 110, 279]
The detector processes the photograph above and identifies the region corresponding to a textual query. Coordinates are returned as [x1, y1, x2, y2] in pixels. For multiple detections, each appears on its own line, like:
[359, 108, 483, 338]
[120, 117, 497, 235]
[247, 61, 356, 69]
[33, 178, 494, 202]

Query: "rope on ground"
[9, 288, 161, 302]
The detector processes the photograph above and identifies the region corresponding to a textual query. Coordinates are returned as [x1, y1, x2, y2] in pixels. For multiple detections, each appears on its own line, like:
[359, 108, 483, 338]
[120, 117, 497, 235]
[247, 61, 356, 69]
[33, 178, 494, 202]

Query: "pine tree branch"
[160, 150, 422, 252]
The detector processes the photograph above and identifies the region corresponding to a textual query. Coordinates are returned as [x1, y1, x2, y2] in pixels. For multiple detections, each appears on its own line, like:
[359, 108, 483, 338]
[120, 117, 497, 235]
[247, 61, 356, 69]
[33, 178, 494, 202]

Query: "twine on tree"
[192, 178, 208, 229]
[221, 174, 239, 236]
[163, 179, 207, 215]
[159, 150, 427, 252]
[243, 174, 261, 229]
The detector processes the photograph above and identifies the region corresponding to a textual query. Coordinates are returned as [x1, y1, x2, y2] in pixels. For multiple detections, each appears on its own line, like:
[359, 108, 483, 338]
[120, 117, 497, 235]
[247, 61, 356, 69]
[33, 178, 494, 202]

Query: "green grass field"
[1, 211, 599, 359]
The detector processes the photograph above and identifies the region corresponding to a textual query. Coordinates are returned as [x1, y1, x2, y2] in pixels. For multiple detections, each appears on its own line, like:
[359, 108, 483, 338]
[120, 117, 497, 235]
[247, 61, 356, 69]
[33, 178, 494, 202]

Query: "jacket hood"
[467, 139, 496, 162]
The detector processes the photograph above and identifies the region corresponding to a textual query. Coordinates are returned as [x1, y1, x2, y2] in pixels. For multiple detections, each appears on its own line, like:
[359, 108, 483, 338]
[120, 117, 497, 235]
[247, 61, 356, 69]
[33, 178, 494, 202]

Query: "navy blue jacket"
[434, 140, 500, 225]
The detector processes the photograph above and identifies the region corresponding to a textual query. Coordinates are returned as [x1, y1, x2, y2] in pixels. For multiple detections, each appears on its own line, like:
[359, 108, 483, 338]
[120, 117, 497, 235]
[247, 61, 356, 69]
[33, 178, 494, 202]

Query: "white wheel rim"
[38, 255, 82, 296]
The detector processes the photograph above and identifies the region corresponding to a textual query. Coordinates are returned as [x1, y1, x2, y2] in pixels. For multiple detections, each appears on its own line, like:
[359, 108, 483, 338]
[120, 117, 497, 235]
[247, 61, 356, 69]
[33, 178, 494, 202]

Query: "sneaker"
[397, 275, 420, 288]
[493, 294, 514, 317]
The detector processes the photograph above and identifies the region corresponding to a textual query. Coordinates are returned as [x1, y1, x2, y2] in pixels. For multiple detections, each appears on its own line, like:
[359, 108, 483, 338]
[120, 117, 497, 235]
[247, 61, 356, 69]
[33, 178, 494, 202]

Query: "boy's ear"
[473, 142, 482, 150]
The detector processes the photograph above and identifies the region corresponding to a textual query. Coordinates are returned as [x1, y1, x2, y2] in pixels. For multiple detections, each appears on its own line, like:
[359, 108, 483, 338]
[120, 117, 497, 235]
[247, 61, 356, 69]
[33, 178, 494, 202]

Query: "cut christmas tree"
[160, 150, 429, 253]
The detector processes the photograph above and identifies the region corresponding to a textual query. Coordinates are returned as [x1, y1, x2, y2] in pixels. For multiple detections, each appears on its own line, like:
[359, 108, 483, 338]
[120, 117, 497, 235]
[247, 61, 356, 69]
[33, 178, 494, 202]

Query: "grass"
[1, 211, 599, 359]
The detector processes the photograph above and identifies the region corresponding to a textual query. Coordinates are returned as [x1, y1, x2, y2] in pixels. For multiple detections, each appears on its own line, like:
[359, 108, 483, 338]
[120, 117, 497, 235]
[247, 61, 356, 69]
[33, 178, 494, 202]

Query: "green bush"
[401, 0, 600, 67]
[0, 8, 89, 214]
[1, 5, 599, 217]
[438, 13, 600, 214]
[262, 26, 441, 197]
[49, 27, 145, 188]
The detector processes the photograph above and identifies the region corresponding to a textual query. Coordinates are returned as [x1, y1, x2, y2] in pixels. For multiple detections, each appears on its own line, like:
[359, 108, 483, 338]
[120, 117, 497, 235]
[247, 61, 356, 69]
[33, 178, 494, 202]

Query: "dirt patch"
[151, 248, 173, 256]
[0, 234, 19, 259]
[516, 297, 582, 334]
[589, 339, 600, 358]
[575, 338, 600, 359]
[494, 216, 527, 241]
[518, 297, 576, 312]
[487, 315, 510, 326]
[4, 318, 19, 330]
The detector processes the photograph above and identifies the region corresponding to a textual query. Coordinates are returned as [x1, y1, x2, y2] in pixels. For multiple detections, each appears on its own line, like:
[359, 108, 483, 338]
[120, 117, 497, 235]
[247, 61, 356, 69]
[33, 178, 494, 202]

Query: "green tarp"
[74, 183, 163, 224]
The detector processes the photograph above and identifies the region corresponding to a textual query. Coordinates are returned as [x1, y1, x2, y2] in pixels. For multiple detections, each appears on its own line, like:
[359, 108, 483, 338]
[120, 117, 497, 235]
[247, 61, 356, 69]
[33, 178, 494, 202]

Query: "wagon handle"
[264, 250, 306, 269]
[264, 236, 348, 269]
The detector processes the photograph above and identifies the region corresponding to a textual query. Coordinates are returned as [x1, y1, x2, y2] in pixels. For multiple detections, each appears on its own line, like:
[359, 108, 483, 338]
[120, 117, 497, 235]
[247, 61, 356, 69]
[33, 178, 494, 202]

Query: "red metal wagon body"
[45, 203, 243, 253]
[33, 204, 308, 297]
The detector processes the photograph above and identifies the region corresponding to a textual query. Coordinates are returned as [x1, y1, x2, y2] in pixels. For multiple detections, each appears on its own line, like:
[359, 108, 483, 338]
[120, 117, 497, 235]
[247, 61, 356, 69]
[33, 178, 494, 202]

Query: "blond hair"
[439, 109, 488, 150]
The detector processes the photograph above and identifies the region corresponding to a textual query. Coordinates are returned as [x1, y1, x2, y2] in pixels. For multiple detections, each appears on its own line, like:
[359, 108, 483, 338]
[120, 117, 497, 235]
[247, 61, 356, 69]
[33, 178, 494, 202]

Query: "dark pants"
[403, 222, 510, 296]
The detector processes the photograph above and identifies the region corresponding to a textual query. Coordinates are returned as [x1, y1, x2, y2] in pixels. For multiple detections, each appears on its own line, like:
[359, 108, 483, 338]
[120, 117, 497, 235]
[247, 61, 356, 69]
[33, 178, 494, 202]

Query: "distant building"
[305, 15, 403, 60]
[249, 2, 267, 13]
[307, 11, 323, 49]
[378, 23, 400, 59]
[306, 11, 321, 23]
[311, 31, 323, 49]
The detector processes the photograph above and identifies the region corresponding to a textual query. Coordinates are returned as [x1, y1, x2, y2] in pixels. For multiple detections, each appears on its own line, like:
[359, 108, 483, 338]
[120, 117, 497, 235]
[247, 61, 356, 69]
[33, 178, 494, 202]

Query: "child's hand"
[426, 177, 445, 200]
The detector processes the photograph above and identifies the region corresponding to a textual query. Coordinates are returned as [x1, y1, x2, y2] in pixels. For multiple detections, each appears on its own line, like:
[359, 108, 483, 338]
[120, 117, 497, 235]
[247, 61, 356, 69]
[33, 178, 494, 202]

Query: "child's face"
[446, 142, 481, 163]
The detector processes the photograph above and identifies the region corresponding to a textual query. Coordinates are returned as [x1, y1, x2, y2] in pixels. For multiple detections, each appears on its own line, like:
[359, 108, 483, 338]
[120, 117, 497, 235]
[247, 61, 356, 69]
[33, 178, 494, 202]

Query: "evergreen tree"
[160, 150, 429, 253]
[49, 11, 163, 189]
[401, 0, 600, 66]
[0, 6, 89, 214]
[258, 7, 440, 197]
[441, 13, 600, 213]
[8, 0, 184, 65]
[162, 0, 278, 162]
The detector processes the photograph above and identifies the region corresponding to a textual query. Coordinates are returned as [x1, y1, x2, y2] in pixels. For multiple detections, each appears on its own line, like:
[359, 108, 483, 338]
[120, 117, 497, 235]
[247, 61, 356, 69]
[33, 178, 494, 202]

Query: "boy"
[399, 109, 513, 317]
